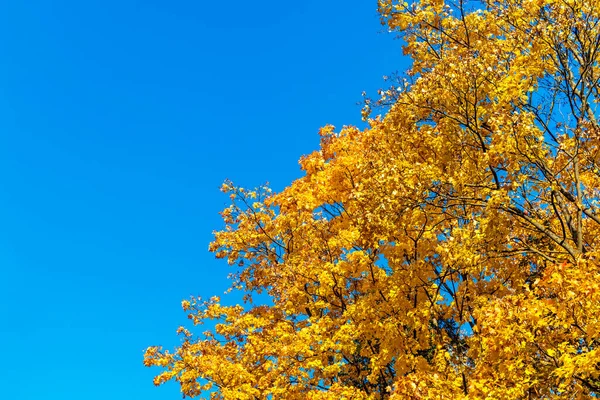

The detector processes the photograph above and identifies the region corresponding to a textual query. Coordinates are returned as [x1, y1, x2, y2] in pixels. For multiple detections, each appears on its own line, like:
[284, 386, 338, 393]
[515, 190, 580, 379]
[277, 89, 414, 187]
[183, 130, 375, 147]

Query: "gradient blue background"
[0, 1, 406, 398]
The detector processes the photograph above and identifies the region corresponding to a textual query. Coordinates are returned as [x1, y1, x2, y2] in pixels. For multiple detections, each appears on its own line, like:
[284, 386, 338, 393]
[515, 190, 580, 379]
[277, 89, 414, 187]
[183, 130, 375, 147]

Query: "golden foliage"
[145, 0, 600, 397]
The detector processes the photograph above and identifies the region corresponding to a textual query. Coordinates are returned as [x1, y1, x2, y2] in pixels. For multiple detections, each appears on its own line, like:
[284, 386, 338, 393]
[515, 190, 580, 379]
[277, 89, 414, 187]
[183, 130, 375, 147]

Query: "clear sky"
[0, 1, 406, 398]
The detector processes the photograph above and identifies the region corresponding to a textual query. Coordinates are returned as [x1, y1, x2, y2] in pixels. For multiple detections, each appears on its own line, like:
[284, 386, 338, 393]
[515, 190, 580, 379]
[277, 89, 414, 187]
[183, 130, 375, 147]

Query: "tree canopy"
[145, 0, 600, 397]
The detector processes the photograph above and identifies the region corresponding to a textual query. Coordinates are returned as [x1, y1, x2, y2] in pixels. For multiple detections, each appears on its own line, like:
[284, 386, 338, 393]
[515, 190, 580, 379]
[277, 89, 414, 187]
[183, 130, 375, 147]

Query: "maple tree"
[145, 0, 600, 398]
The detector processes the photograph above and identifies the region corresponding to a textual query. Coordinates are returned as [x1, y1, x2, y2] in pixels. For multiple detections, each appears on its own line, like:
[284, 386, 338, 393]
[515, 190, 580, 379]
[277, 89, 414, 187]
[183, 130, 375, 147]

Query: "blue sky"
[0, 1, 406, 398]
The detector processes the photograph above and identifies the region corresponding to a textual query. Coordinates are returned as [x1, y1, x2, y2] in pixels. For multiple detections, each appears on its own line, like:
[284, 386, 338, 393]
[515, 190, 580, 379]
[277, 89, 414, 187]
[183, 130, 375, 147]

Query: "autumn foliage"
[145, 0, 600, 397]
